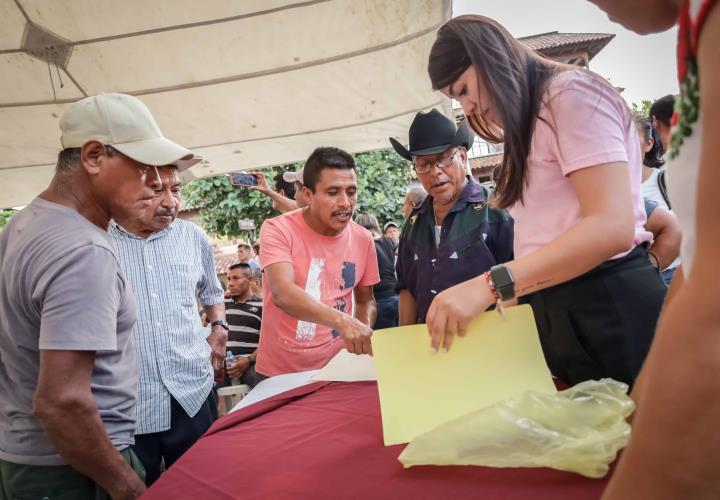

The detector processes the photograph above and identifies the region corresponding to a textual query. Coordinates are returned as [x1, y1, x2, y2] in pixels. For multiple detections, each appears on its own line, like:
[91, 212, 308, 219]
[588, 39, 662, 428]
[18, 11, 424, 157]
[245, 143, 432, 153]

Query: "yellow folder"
[372, 304, 556, 446]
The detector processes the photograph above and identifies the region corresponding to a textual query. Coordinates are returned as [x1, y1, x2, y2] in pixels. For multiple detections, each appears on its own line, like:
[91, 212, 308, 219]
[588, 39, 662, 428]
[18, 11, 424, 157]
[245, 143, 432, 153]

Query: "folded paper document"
[372, 305, 555, 446]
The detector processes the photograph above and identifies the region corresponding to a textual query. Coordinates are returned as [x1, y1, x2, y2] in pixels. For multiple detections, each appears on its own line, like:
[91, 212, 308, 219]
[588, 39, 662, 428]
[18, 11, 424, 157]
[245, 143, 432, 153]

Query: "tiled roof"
[469, 153, 503, 172]
[215, 253, 239, 275]
[519, 31, 614, 61]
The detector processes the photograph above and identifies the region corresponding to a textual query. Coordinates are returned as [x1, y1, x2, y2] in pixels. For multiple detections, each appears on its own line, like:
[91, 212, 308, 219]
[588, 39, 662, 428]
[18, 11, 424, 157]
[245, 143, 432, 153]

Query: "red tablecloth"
[143, 381, 608, 499]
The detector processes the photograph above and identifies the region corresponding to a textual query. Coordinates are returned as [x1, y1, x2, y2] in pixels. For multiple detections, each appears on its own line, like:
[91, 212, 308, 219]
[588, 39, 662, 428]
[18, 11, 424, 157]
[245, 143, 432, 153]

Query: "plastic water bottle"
[226, 351, 239, 385]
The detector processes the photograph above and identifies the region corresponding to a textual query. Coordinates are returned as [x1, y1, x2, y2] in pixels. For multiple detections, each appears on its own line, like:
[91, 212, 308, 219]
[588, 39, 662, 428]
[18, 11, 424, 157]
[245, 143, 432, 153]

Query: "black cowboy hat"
[389, 109, 474, 161]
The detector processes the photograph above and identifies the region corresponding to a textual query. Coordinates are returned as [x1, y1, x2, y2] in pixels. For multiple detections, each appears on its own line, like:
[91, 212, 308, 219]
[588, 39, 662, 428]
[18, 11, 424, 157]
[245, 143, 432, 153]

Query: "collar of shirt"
[109, 219, 175, 241]
[412, 176, 487, 218]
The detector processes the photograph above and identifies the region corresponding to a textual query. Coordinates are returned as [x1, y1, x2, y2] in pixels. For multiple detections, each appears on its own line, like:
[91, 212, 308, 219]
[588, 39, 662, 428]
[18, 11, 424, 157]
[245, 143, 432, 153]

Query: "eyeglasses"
[413, 148, 461, 175]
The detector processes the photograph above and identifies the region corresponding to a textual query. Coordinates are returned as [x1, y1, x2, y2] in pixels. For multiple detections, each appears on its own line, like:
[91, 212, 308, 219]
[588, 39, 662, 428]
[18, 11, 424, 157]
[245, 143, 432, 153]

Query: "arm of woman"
[427, 161, 636, 351]
[604, 9, 720, 497]
[645, 205, 682, 270]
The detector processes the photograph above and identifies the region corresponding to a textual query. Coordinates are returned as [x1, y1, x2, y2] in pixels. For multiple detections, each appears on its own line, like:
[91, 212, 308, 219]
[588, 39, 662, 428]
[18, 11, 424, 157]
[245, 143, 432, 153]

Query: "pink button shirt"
[509, 69, 652, 259]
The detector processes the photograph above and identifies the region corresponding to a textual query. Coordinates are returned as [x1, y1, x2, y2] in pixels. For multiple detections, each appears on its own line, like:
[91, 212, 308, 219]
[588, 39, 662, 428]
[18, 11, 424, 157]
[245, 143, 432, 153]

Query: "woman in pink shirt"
[423, 15, 667, 386]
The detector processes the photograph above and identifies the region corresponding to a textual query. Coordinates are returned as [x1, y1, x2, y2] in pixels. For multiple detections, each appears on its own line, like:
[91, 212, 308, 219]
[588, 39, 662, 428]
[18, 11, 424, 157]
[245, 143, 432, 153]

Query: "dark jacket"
[396, 176, 514, 322]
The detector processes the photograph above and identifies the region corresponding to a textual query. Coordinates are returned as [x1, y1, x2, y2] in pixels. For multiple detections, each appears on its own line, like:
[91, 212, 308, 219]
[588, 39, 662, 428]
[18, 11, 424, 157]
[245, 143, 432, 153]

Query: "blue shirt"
[109, 218, 224, 434]
[396, 177, 514, 323]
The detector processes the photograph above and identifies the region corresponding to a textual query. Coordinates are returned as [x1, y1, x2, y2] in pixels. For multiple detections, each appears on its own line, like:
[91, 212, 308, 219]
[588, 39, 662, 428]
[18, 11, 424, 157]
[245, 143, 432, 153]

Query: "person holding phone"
[230, 170, 308, 214]
[423, 15, 666, 387]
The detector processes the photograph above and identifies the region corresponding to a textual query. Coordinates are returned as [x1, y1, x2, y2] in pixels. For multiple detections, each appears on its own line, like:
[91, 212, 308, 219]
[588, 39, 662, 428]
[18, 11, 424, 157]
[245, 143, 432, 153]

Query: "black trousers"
[528, 245, 667, 387]
[132, 390, 218, 486]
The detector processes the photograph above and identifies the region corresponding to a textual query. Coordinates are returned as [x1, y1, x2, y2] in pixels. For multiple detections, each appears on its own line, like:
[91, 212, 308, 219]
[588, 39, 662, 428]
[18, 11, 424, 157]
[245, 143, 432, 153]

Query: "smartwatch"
[489, 264, 515, 301]
[211, 320, 229, 331]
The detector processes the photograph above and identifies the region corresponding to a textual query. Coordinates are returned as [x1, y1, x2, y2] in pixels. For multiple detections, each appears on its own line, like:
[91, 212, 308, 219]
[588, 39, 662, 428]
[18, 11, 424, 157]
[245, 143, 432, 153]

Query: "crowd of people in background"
[1, 0, 719, 497]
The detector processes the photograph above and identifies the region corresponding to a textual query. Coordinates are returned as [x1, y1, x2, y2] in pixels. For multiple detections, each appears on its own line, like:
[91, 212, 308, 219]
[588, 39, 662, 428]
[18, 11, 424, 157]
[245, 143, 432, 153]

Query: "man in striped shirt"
[223, 263, 264, 388]
[109, 166, 226, 485]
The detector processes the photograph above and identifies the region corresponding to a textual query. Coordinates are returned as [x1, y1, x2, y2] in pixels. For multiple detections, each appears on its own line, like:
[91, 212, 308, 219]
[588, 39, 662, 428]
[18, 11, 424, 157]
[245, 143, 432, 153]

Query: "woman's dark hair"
[634, 116, 665, 168]
[428, 15, 559, 209]
[649, 95, 675, 128]
[302, 146, 355, 192]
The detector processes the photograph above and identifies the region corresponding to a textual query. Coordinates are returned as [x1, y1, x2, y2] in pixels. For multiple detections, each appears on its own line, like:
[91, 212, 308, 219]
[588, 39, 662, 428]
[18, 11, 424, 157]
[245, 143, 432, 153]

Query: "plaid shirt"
[396, 177, 514, 323]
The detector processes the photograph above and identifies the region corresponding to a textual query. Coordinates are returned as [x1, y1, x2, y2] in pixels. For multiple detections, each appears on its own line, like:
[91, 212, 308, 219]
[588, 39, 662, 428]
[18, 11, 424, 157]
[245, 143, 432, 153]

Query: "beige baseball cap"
[59, 93, 200, 172]
[282, 167, 305, 184]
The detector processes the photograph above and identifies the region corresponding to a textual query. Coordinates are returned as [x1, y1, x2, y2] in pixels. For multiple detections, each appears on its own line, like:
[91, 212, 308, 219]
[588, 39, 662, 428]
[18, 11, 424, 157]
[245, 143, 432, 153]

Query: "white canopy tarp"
[0, 0, 452, 208]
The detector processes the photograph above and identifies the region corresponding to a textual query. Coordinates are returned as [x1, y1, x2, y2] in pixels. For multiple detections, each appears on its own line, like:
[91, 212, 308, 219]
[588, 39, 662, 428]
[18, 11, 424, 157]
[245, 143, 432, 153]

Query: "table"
[143, 381, 609, 499]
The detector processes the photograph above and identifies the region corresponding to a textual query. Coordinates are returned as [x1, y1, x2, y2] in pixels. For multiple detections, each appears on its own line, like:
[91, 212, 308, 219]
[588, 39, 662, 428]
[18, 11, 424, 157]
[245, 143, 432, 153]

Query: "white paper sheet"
[310, 349, 377, 382]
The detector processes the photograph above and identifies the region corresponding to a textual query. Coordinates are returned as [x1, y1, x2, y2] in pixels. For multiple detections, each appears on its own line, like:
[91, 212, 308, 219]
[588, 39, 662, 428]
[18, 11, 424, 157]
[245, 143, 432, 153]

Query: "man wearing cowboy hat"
[390, 109, 514, 326]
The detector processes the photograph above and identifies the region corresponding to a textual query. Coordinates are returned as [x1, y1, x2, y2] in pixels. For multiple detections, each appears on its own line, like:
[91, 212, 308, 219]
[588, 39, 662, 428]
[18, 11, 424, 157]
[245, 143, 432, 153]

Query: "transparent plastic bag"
[399, 378, 634, 478]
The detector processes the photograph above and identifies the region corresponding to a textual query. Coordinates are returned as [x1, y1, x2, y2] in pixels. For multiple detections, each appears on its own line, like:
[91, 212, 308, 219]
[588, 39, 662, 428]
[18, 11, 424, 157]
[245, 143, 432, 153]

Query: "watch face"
[491, 266, 512, 288]
[490, 265, 515, 300]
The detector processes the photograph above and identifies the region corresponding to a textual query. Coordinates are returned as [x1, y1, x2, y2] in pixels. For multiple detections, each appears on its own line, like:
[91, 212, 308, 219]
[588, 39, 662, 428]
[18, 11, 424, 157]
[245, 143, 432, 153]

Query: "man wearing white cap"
[280, 166, 310, 209]
[0, 93, 199, 499]
[246, 166, 310, 213]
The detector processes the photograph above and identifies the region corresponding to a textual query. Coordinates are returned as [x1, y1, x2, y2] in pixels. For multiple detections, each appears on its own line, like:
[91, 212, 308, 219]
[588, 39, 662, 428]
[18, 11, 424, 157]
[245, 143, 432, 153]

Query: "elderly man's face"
[413, 147, 467, 207]
[384, 225, 400, 242]
[89, 143, 160, 221]
[136, 166, 182, 232]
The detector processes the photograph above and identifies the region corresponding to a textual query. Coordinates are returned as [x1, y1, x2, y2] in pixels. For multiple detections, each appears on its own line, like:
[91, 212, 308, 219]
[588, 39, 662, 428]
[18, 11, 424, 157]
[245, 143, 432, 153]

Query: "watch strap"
[211, 320, 229, 331]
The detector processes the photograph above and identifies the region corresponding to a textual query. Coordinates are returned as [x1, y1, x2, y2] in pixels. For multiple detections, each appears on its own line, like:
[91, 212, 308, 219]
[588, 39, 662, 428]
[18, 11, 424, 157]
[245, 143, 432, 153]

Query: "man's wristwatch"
[211, 320, 229, 331]
[489, 264, 515, 302]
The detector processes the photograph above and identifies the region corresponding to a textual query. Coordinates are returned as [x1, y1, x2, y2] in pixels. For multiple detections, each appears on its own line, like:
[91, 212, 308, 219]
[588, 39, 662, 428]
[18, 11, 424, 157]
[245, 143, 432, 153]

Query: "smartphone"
[228, 172, 258, 186]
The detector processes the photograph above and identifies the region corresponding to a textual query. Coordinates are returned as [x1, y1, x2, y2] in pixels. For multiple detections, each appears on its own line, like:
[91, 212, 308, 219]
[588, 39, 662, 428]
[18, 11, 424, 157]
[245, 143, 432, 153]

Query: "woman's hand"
[426, 275, 495, 352]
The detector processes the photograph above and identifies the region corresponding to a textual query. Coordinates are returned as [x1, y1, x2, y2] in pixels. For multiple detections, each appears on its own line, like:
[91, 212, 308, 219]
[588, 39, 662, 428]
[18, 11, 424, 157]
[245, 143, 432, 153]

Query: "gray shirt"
[0, 198, 138, 466]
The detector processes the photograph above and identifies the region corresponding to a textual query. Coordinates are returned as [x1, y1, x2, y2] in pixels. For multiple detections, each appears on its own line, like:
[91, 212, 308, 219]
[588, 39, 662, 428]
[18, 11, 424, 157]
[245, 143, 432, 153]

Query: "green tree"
[0, 209, 17, 231]
[181, 149, 413, 238]
[354, 149, 413, 225]
[181, 165, 292, 238]
[631, 99, 653, 118]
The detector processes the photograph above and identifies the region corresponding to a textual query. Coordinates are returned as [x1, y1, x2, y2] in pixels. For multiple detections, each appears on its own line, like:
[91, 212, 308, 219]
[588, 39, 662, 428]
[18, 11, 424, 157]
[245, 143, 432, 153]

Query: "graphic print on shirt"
[331, 261, 356, 337]
[296, 257, 325, 341]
